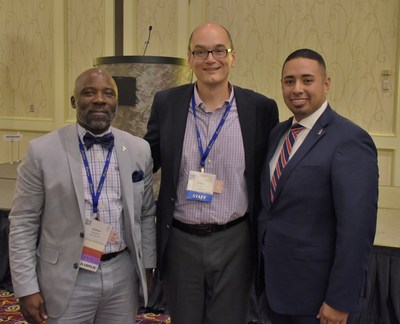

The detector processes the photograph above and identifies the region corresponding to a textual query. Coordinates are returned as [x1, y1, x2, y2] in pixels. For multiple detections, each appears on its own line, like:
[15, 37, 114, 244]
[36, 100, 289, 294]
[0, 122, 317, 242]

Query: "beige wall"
[0, 0, 399, 246]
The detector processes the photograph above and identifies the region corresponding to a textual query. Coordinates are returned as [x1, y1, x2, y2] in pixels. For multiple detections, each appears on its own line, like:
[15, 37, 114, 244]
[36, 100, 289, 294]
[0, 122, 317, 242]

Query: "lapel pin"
[317, 129, 323, 136]
[121, 145, 127, 151]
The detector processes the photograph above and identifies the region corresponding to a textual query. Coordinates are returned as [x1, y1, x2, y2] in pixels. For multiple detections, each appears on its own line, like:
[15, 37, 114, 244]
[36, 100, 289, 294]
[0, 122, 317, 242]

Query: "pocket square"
[132, 170, 144, 182]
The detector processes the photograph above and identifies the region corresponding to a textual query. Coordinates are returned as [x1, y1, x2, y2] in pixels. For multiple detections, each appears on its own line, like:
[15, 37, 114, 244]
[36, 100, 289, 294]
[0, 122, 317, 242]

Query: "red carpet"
[0, 290, 170, 323]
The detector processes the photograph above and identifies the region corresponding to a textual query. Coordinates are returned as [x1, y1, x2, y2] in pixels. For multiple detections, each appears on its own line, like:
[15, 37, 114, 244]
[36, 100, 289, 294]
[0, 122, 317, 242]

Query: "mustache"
[86, 106, 113, 113]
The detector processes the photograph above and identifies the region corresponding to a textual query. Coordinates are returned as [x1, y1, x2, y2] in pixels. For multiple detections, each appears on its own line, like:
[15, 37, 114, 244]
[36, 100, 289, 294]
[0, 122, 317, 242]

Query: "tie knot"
[290, 124, 304, 137]
[83, 132, 114, 150]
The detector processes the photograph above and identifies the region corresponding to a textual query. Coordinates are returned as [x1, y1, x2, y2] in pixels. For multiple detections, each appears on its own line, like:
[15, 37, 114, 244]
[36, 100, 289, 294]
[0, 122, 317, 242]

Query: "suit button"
[166, 224, 170, 229]
[170, 197, 174, 202]
[73, 263, 78, 269]
[80, 232, 84, 238]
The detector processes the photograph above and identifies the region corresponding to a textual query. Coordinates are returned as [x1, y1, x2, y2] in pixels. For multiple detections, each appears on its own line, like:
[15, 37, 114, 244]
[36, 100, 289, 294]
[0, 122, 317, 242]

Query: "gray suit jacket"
[9, 124, 156, 317]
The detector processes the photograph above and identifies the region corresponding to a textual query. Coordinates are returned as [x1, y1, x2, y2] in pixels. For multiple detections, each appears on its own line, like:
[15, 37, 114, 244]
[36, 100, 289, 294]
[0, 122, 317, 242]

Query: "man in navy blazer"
[145, 23, 278, 323]
[258, 49, 378, 323]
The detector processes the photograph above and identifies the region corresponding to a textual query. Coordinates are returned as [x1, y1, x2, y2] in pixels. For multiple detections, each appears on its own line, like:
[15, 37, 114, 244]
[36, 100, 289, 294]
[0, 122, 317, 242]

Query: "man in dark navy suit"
[258, 49, 378, 324]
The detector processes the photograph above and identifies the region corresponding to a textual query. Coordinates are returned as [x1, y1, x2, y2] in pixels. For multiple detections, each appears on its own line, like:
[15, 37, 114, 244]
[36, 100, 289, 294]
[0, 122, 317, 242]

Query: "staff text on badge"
[186, 170, 216, 203]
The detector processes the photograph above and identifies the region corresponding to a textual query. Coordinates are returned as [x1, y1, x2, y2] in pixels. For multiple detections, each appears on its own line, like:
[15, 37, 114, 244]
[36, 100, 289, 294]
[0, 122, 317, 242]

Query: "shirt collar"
[76, 123, 111, 141]
[193, 82, 235, 113]
[293, 100, 328, 130]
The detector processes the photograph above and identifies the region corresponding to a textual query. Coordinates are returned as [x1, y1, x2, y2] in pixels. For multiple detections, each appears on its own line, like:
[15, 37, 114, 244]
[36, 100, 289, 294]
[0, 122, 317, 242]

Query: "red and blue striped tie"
[270, 124, 304, 202]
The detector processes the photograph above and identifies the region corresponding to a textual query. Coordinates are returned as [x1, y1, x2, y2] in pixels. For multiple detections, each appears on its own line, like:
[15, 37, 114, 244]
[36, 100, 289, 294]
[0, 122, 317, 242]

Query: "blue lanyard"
[78, 136, 114, 217]
[191, 95, 234, 172]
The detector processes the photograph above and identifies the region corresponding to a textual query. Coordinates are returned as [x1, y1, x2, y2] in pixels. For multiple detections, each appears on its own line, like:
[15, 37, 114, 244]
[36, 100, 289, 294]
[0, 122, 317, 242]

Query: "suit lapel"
[113, 129, 133, 217]
[60, 125, 86, 222]
[235, 87, 257, 186]
[113, 130, 137, 250]
[273, 107, 334, 202]
[171, 84, 194, 190]
[261, 119, 292, 208]
[267, 119, 293, 168]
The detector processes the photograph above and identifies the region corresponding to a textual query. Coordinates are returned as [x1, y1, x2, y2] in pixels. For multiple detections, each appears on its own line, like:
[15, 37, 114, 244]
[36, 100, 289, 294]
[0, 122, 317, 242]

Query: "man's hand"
[317, 302, 349, 324]
[19, 292, 48, 324]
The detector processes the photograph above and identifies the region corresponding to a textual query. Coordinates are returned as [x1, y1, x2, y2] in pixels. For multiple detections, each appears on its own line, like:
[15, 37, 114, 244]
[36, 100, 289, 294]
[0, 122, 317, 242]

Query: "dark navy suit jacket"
[144, 83, 279, 272]
[258, 105, 378, 315]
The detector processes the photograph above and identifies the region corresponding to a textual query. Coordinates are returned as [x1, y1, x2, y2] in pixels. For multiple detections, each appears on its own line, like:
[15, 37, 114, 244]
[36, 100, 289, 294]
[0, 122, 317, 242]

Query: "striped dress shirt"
[173, 85, 248, 225]
[77, 124, 126, 254]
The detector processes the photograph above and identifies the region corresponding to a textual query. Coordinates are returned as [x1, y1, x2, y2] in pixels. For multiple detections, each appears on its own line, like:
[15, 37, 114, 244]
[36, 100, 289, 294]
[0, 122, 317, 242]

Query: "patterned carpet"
[0, 290, 170, 324]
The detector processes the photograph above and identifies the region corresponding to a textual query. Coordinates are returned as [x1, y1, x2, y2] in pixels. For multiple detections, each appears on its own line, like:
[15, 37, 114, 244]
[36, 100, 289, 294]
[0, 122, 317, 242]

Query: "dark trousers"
[163, 220, 252, 324]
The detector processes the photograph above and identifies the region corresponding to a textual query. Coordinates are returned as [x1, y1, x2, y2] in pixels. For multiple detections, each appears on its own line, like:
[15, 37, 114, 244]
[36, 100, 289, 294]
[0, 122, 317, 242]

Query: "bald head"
[71, 67, 118, 134]
[73, 68, 118, 99]
[188, 22, 234, 52]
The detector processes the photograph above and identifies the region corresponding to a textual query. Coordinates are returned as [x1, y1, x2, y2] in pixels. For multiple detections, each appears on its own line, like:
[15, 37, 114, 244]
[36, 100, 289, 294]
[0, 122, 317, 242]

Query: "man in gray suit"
[8, 68, 156, 323]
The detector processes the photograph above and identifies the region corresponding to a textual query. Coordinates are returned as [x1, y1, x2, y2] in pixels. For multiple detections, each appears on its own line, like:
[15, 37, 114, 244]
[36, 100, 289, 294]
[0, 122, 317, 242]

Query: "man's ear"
[187, 52, 193, 69]
[230, 49, 236, 68]
[70, 96, 76, 109]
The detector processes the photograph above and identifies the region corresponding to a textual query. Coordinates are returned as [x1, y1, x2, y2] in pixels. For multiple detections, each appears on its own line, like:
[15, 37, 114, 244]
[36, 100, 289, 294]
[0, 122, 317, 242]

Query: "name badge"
[80, 219, 112, 272]
[186, 170, 216, 203]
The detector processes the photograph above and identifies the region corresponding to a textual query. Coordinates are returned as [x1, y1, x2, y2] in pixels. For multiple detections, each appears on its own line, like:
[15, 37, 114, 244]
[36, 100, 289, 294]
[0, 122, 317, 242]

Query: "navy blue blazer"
[258, 105, 378, 315]
[145, 83, 279, 271]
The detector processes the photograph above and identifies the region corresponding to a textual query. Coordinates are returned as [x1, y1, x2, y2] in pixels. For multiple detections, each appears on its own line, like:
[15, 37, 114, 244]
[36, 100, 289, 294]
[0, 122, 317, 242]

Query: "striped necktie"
[270, 124, 304, 202]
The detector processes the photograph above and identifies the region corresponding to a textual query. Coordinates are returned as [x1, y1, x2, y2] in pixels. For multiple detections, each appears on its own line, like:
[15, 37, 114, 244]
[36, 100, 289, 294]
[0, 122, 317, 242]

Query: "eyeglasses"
[191, 48, 232, 60]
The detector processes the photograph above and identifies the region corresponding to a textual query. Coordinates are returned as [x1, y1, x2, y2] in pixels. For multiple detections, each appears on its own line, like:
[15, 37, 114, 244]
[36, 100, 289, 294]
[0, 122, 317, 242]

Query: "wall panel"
[203, 0, 398, 135]
[0, 0, 53, 120]
[66, 0, 107, 121]
[0, 0, 110, 163]
[134, 0, 180, 57]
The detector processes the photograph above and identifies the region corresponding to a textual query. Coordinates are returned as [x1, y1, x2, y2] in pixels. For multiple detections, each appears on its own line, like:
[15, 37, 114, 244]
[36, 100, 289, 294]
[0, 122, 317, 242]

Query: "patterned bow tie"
[83, 132, 114, 150]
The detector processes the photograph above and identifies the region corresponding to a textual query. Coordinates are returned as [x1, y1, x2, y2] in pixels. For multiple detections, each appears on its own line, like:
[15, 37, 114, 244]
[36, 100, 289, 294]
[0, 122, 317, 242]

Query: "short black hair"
[283, 48, 326, 71]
